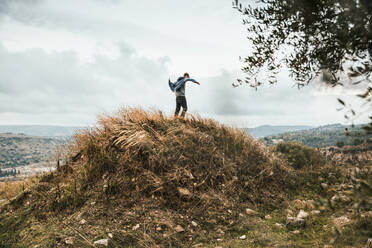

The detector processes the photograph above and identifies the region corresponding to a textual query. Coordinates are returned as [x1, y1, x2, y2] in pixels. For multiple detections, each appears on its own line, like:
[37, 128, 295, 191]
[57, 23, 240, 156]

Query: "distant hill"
[0, 133, 64, 176]
[243, 125, 313, 138]
[263, 123, 371, 147]
[0, 125, 83, 137]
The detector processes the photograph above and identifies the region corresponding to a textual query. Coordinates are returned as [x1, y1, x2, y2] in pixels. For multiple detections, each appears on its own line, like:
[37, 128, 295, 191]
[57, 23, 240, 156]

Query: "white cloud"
[0, 42, 170, 120]
[0, 0, 368, 127]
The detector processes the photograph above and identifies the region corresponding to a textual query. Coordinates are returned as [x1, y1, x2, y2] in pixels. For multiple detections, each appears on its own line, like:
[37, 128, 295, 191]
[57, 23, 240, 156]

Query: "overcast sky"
[0, 0, 368, 127]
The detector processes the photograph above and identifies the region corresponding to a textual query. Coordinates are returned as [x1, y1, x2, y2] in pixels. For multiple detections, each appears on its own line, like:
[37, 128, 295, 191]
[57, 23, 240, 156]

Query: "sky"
[0, 0, 368, 128]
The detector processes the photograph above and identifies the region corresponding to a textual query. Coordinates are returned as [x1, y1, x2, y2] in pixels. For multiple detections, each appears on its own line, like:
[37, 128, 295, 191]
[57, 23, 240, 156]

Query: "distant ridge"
[1, 124, 315, 138]
[263, 123, 371, 147]
[0, 125, 84, 137]
[243, 125, 313, 138]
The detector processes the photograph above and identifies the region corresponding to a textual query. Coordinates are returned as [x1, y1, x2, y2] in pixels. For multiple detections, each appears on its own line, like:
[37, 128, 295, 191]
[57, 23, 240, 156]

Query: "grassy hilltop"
[0, 108, 371, 247]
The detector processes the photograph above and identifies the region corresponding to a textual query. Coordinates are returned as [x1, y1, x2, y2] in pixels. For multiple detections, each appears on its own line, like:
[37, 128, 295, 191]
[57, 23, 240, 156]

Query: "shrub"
[353, 139, 363, 146]
[336, 141, 345, 147]
[275, 141, 325, 169]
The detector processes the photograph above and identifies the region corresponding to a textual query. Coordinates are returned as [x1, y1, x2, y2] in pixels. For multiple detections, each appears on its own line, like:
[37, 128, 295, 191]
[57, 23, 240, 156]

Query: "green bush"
[275, 142, 325, 169]
[336, 141, 345, 147]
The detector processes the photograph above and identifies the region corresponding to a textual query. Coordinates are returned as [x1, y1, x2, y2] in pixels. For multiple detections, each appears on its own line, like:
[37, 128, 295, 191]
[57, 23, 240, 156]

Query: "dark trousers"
[175, 96, 187, 117]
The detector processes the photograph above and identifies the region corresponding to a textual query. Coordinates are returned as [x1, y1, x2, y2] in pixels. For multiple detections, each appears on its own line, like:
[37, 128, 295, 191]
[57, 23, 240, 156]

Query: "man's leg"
[175, 97, 181, 116]
[180, 96, 188, 117]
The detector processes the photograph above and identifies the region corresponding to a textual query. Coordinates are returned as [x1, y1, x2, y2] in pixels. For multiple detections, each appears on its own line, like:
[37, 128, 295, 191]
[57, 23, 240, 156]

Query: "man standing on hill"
[168, 73, 200, 117]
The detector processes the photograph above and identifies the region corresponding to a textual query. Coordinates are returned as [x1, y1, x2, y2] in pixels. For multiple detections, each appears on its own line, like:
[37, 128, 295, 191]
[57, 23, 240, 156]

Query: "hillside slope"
[0, 109, 371, 247]
[243, 125, 313, 138]
[0, 133, 64, 179]
[264, 124, 372, 147]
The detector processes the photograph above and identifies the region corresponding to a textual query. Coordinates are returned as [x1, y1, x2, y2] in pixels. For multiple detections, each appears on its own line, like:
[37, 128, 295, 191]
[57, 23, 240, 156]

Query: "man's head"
[184, 73, 190, 78]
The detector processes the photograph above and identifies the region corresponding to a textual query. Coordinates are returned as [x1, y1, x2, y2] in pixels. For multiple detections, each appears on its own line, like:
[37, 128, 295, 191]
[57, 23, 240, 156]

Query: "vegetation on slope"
[263, 124, 372, 148]
[0, 108, 370, 247]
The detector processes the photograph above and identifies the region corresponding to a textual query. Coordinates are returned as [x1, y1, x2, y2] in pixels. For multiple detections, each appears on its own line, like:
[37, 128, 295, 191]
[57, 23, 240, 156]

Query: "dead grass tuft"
[50, 107, 294, 211]
[0, 176, 39, 202]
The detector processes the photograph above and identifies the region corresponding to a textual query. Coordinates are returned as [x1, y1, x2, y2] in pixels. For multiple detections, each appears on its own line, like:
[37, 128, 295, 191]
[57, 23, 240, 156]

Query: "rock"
[297, 210, 309, 219]
[65, 237, 74, 245]
[245, 208, 258, 216]
[275, 223, 284, 228]
[108, 233, 113, 238]
[94, 239, 108, 246]
[177, 187, 191, 196]
[239, 235, 247, 240]
[286, 217, 306, 229]
[333, 216, 351, 228]
[367, 238, 372, 248]
[79, 219, 86, 225]
[132, 224, 140, 230]
[321, 183, 328, 189]
[330, 195, 340, 207]
[191, 221, 198, 227]
[311, 210, 321, 215]
[175, 225, 185, 233]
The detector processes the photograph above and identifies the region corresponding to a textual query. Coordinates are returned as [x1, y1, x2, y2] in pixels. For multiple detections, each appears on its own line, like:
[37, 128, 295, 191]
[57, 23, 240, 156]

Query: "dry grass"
[49, 108, 294, 210]
[0, 176, 39, 202]
[0, 108, 297, 247]
[2, 108, 370, 247]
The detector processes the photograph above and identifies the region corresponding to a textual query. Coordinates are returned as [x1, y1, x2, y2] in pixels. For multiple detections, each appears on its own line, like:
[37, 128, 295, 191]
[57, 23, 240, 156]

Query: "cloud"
[0, 39, 319, 126]
[0, 39, 364, 127]
[0, 0, 366, 127]
[0, 42, 170, 118]
[189, 70, 314, 117]
[0, 0, 44, 21]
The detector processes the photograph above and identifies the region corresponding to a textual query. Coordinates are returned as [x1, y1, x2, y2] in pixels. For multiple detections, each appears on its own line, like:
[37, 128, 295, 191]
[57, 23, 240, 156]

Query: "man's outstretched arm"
[185, 78, 200, 85]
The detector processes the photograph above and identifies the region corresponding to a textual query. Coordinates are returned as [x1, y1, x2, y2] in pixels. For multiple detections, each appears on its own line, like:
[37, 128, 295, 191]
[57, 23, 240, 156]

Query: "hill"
[243, 125, 313, 138]
[263, 124, 372, 147]
[0, 125, 83, 137]
[0, 133, 64, 179]
[0, 109, 371, 247]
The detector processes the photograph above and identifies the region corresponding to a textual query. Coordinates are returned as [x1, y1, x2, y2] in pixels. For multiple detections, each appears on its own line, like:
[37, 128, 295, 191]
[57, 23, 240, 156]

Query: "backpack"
[168, 77, 184, 92]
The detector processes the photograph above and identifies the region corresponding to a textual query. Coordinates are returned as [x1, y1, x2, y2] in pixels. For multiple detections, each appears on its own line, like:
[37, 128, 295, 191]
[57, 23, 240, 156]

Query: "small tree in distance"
[233, 0, 372, 132]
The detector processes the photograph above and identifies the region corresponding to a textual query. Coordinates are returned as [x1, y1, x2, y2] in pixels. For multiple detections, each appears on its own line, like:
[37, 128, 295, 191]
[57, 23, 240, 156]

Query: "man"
[168, 73, 200, 117]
